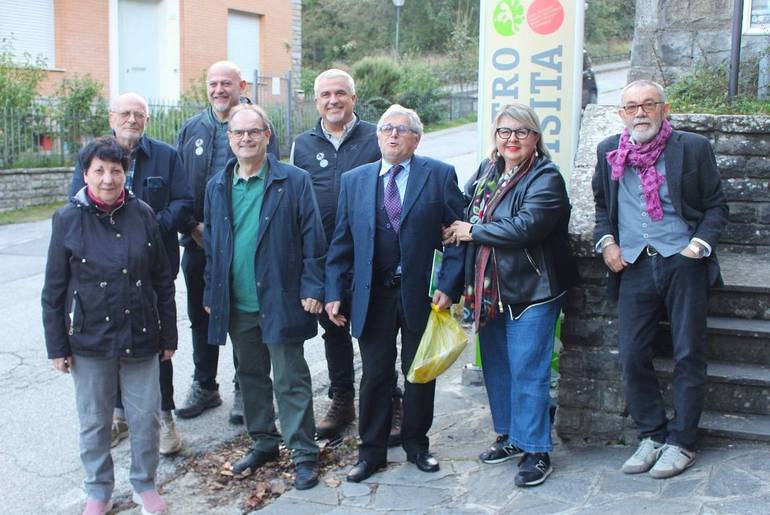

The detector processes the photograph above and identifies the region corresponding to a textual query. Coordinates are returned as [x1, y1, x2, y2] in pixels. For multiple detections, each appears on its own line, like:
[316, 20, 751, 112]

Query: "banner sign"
[478, 0, 585, 182]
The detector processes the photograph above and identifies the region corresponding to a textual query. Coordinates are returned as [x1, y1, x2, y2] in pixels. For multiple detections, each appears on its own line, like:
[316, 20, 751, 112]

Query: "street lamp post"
[393, 0, 405, 61]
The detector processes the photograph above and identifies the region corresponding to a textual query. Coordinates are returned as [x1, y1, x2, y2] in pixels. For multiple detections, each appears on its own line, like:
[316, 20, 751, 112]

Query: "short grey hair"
[110, 92, 148, 113]
[378, 104, 424, 136]
[620, 80, 667, 104]
[314, 68, 356, 97]
[490, 103, 550, 161]
[229, 104, 271, 129]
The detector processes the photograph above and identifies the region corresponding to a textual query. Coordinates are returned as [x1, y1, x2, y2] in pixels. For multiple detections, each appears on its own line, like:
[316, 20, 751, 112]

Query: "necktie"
[384, 164, 403, 233]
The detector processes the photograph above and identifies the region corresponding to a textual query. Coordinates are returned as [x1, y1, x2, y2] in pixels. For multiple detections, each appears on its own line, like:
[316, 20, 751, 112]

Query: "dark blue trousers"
[618, 252, 710, 450]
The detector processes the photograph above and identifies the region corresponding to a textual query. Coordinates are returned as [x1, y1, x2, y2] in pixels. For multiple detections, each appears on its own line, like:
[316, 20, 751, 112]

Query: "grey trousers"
[229, 309, 319, 464]
[71, 354, 160, 501]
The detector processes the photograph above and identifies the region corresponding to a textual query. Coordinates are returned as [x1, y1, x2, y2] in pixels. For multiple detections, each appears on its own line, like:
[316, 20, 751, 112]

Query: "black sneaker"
[479, 435, 524, 464]
[176, 382, 222, 419]
[515, 452, 552, 487]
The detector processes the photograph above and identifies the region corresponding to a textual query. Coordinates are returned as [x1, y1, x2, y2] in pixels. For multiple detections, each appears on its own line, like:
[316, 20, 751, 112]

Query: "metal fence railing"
[0, 75, 478, 170]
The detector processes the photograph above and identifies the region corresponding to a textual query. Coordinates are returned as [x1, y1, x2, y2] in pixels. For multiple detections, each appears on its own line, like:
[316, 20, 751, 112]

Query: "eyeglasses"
[228, 128, 269, 139]
[112, 110, 147, 121]
[378, 123, 416, 136]
[495, 127, 533, 140]
[621, 101, 665, 115]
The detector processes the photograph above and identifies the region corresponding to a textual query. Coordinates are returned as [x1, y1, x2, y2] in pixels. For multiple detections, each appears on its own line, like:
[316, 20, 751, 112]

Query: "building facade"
[0, 0, 300, 101]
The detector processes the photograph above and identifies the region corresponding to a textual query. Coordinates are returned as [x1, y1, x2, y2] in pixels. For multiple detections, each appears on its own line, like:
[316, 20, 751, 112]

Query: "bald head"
[109, 92, 149, 148]
[207, 61, 246, 120]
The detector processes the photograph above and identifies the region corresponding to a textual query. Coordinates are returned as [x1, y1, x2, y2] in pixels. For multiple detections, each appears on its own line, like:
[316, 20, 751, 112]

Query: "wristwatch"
[687, 242, 705, 258]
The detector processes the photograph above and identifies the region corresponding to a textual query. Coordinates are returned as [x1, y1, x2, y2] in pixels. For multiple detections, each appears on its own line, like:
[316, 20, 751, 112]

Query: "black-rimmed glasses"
[495, 127, 533, 140]
[228, 128, 269, 139]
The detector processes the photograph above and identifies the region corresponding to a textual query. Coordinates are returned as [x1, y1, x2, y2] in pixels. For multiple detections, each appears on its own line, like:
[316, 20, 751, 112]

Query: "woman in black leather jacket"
[445, 103, 577, 487]
[42, 138, 176, 515]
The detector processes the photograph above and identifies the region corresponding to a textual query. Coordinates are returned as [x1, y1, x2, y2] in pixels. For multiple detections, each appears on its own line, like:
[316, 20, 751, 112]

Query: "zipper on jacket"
[492, 248, 504, 314]
[524, 248, 542, 276]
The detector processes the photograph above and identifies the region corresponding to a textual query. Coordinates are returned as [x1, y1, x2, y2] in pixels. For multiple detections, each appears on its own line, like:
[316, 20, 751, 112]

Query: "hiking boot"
[295, 461, 319, 490]
[132, 490, 166, 515]
[82, 498, 112, 515]
[232, 447, 280, 478]
[387, 395, 403, 447]
[316, 387, 355, 439]
[479, 434, 524, 464]
[649, 444, 695, 479]
[110, 417, 129, 448]
[229, 389, 244, 425]
[175, 382, 222, 419]
[159, 417, 182, 455]
[622, 437, 664, 474]
[515, 452, 552, 487]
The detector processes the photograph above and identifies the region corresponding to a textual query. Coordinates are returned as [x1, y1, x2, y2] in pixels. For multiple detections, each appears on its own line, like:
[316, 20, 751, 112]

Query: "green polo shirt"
[230, 161, 267, 313]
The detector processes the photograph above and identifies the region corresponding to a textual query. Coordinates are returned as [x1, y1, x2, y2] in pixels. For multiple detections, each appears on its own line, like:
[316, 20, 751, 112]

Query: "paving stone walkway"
[133, 342, 770, 514]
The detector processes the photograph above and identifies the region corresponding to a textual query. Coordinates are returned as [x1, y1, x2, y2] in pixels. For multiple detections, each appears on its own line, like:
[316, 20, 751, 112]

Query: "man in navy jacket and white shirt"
[325, 104, 465, 483]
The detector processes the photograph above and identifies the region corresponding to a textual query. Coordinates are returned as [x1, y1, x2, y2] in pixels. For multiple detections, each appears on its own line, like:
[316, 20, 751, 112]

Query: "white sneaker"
[649, 444, 695, 479]
[159, 417, 182, 455]
[621, 438, 663, 474]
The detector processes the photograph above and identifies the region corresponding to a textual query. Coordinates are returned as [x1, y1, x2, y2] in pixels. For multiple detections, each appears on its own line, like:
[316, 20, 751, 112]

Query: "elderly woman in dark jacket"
[445, 103, 577, 488]
[42, 137, 176, 515]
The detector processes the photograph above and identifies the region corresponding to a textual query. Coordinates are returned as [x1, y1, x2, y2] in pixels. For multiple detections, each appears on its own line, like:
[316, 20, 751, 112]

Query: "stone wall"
[0, 168, 73, 212]
[631, 0, 770, 83]
[555, 106, 770, 443]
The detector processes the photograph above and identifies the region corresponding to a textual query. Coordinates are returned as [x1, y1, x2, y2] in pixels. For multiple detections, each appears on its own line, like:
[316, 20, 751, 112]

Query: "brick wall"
[0, 168, 73, 212]
[180, 0, 295, 89]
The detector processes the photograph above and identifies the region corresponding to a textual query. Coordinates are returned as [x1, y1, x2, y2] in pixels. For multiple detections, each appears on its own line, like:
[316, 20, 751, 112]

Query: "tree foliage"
[302, 0, 479, 68]
[0, 38, 46, 109]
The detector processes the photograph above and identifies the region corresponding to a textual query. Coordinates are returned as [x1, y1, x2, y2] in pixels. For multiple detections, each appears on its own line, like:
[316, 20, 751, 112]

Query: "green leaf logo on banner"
[493, 0, 526, 36]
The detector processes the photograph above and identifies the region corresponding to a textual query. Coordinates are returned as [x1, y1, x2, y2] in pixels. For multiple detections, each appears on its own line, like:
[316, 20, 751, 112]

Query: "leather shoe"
[295, 461, 319, 490]
[232, 447, 280, 478]
[408, 451, 440, 472]
[346, 459, 385, 483]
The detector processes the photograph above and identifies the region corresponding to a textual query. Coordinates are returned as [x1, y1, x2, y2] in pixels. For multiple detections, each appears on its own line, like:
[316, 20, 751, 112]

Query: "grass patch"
[424, 112, 477, 133]
[0, 202, 64, 225]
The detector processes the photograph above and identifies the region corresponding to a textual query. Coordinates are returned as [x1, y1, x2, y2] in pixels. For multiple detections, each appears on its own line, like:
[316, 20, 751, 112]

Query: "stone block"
[558, 377, 626, 412]
[728, 202, 763, 224]
[723, 178, 770, 202]
[715, 133, 770, 157]
[746, 156, 770, 179]
[555, 406, 634, 443]
[659, 33, 694, 67]
[559, 347, 621, 380]
[722, 222, 770, 246]
[716, 154, 748, 178]
[716, 115, 770, 134]
[670, 114, 717, 132]
[561, 316, 618, 348]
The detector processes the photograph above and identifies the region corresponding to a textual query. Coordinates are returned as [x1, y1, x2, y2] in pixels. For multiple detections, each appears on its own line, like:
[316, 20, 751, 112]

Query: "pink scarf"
[606, 118, 673, 221]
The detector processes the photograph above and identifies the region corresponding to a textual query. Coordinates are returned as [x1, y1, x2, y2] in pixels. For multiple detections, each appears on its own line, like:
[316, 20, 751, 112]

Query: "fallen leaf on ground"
[325, 478, 341, 488]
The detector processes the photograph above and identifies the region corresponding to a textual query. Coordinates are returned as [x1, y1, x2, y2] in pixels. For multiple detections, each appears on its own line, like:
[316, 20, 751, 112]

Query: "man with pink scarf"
[592, 80, 728, 479]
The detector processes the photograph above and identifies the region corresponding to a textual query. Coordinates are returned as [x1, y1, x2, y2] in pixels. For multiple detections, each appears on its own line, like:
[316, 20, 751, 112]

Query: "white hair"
[314, 68, 356, 97]
[110, 92, 148, 113]
[378, 104, 424, 136]
[621, 80, 667, 104]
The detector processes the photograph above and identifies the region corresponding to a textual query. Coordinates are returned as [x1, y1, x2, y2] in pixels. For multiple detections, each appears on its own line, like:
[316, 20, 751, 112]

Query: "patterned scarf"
[606, 118, 673, 221]
[87, 187, 126, 213]
[463, 153, 536, 329]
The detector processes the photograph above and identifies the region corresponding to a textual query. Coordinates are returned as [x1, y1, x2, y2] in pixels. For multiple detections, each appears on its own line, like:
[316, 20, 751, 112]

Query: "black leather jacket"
[464, 156, 577, 307]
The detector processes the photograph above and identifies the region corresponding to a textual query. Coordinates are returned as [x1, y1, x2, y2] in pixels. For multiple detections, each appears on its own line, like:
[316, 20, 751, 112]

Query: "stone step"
[656, 317, 770, 365]
[653, 358, 770, 416]
[699, 410, 770, 443]
[710, 251, 770, 320]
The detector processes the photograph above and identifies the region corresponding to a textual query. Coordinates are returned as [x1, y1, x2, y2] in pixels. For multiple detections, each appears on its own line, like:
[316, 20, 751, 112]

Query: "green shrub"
[352, 56, 402, 104]
[0, 38, 46, 110]
[396, 62, 445, 124]
[668, 58, 770, 114]
[54, 74, 110, 156]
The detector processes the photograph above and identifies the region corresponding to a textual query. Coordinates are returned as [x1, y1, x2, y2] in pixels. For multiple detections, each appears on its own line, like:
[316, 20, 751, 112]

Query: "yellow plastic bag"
[407, 304, 468, 384]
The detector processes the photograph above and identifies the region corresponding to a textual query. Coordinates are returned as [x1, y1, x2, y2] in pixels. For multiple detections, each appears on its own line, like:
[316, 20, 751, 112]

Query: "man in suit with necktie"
[325, 104, 465, 482]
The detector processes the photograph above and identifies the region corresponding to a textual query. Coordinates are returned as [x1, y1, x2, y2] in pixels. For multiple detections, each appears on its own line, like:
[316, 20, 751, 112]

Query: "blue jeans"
[479, 299, 561, 453]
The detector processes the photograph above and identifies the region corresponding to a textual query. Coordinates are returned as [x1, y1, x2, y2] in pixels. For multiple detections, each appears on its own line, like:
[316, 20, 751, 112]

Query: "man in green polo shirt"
[203, 104, 327, 490]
